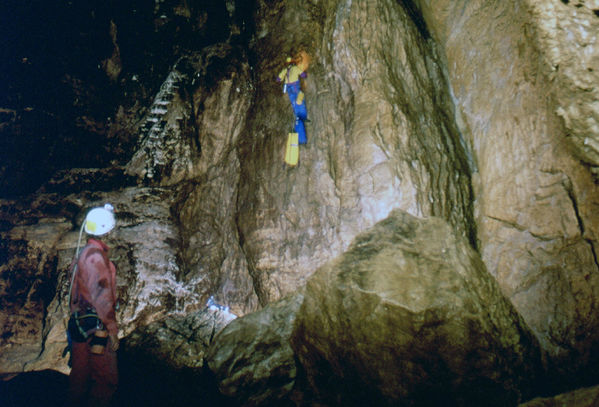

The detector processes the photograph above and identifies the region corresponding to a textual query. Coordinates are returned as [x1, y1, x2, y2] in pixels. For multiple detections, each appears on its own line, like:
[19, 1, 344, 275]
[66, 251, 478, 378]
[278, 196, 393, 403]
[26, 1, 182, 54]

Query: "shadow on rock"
[115, 338, 239, 407]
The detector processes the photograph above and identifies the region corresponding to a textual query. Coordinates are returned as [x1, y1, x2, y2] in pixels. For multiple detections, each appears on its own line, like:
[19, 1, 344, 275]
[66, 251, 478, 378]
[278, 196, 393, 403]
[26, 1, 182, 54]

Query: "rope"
[67, 221, 86, 308]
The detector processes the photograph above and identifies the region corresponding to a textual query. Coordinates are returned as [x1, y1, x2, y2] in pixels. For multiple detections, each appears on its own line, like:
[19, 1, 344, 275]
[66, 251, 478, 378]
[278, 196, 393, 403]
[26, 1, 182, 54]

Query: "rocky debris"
[292, 209, 544, 406]
[206, 293, 303, 406]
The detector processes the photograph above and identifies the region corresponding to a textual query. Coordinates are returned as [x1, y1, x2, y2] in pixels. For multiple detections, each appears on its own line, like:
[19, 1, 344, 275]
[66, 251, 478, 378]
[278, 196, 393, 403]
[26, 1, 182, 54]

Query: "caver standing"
[66, 203, 119, 407]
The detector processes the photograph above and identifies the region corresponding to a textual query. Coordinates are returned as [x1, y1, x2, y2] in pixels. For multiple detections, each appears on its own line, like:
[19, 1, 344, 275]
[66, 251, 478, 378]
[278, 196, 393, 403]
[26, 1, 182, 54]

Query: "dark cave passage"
[1, 349, 239, 407]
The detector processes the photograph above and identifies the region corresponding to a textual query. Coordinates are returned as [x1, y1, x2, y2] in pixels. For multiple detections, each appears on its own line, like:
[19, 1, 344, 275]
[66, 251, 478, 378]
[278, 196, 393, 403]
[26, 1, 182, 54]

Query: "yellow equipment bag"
[285, 132, 299, 166]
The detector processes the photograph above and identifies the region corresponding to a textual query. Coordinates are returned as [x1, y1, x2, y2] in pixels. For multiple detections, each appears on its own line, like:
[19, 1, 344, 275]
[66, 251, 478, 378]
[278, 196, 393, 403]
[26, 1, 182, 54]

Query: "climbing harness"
[67, 223, 103, 344]
[68, 307, 104, 342]
[67, 220, 86, 309]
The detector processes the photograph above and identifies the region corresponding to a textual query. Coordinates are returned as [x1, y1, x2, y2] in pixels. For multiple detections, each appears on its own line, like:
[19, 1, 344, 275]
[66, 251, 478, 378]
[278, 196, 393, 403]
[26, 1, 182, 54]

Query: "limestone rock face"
[125, 42, 259, 316]
[171, 45, 259, 316]
[0, 201, 72, 376]
[292, 210, 543, 407]
[416, 0, 599, 375]
[125, 43, 252, 187]
[529, 0, 599, 171]
[238, 0, 475, 306]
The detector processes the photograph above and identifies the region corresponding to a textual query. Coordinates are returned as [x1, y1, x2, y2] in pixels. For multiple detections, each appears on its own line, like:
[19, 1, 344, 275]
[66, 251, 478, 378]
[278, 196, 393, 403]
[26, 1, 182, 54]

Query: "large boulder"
[292, 210, 544, 407]
[206, 293, 304, 406]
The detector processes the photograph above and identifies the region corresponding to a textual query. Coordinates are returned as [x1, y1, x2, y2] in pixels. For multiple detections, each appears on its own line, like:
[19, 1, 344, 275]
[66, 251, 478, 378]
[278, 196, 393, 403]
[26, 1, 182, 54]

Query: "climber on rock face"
[277, 51, 310, 145]
[277, 55, 307, 109]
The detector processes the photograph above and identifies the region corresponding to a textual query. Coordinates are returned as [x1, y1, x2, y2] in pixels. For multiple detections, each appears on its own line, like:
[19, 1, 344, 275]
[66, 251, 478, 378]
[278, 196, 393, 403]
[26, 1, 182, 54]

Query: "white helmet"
[84, 203, 115, 236]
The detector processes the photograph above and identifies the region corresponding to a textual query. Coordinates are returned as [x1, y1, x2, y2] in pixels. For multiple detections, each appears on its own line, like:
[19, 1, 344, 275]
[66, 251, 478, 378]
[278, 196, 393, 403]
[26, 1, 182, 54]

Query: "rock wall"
[236, 0, 475, 306]
[2, 0, 599, 404]
[415, 0, 599, 380]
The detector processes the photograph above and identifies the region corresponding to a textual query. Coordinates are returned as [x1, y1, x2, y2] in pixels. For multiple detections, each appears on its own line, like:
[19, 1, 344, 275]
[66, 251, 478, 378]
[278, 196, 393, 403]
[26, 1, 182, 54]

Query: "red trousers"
[67, 339, 118, 407]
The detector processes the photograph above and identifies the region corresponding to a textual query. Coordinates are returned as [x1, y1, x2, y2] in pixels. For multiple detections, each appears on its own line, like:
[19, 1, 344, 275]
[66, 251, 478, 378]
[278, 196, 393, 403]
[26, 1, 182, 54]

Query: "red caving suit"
[68, 238, 118, 407]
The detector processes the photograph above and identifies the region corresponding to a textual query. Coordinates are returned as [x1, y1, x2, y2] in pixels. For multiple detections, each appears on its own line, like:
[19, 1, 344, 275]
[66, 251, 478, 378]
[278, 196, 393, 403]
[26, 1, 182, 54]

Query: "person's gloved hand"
[109, 332, 119, 351]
